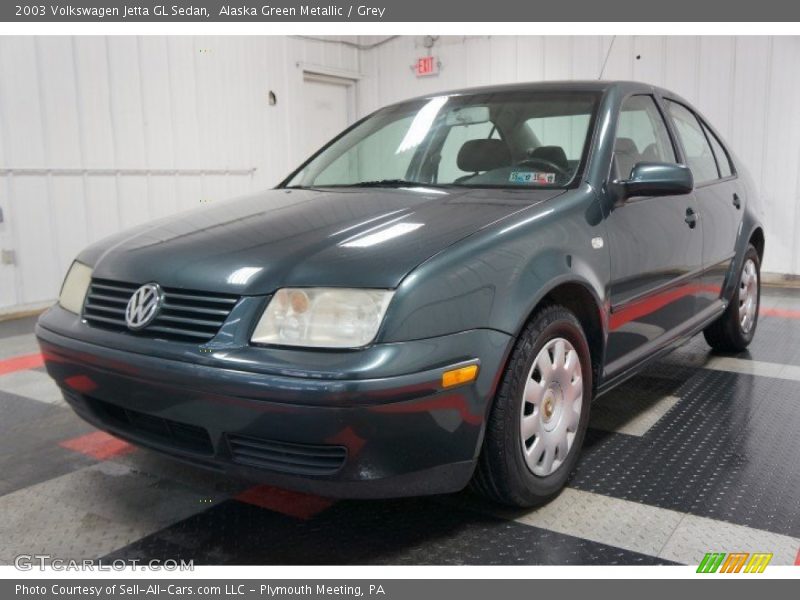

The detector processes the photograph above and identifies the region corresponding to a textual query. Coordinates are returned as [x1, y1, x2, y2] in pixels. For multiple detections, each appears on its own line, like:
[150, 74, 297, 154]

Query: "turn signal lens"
[441, 364, 479, 388]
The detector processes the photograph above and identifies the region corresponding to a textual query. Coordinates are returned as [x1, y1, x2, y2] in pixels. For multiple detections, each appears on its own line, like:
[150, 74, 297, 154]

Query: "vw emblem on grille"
[125, 283, 163, 330]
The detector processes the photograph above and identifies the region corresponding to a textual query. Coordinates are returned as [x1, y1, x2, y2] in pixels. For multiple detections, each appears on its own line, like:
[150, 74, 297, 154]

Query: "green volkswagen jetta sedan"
[36, 81, 765, 507]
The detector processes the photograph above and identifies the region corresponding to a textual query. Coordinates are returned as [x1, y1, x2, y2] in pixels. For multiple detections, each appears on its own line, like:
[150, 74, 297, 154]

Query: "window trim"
[698, 117, 737, 181]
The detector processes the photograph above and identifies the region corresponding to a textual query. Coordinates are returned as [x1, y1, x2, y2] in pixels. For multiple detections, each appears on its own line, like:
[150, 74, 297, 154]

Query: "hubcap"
[519, 337, 583, 477]
[738, 258, 758, 334]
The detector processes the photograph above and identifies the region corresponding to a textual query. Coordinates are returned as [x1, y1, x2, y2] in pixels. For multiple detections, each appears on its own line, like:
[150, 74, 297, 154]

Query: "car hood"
[83, 186, 564, 295]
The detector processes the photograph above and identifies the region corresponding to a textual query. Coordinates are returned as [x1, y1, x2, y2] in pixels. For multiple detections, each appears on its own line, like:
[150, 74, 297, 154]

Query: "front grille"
[83, 278, 239, 342]
[227, 433, 347, 476]
[87, 396, 213, 455]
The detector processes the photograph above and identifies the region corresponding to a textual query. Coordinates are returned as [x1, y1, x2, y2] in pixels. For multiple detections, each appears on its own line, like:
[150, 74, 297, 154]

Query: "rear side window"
[614, 95, 676, 180]
[701, 121, 734, 178]
[665, 100, 719, 184]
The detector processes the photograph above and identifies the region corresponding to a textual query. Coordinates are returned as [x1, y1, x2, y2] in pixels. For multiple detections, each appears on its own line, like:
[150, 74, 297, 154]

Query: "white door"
[301, 74, 354, 161]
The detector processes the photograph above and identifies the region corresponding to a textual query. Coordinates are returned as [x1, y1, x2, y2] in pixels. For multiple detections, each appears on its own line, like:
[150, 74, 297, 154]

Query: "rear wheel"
[472, 305, 592, 507]
[703, 244, 761, 352]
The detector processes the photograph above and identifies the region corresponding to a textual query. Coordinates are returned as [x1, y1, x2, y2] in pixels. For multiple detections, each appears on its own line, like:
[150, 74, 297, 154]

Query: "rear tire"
[472, 305, 593, 508]
[703, 244, 761, 353]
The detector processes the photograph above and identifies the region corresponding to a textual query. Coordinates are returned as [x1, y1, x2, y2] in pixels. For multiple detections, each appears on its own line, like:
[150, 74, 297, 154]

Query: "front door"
[603, 94, 705, 373]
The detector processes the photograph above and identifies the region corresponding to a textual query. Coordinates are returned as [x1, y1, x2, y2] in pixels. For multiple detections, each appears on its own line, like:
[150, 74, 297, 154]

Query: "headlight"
[251, 288, 394, 348]
[58, 261, 93, 314]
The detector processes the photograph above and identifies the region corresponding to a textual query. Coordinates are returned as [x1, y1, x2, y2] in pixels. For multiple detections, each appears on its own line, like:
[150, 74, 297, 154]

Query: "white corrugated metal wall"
[0, 35, 798, 314]
[358, 36, 800, 279]
[0, 35, 360, 313]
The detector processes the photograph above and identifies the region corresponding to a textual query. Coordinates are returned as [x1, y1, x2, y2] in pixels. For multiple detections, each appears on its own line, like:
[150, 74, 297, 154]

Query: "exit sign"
[415, 56, 439, 77]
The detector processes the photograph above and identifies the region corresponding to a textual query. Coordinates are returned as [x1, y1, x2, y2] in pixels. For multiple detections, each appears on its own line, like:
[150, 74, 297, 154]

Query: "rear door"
[664, 100, 742, 312]
[603, 94, 705, 372]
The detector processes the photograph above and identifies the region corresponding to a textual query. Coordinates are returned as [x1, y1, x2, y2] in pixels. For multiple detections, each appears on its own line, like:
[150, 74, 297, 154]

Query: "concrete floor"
[1, 289, 800, 565]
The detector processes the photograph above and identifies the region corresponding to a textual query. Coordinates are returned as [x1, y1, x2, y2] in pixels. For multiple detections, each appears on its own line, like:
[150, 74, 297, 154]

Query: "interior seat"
[641, 142, 661, 162]
[455, 139, 512, 182]
[614, 137, 641, 180]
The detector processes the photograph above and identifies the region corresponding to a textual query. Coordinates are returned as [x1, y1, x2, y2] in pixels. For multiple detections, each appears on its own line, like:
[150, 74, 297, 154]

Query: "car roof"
[393, 80, 673, 105]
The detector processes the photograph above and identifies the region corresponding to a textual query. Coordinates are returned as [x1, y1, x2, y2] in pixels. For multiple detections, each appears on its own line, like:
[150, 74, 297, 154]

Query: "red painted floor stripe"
[235, 484, 333, 520]
[795, 547, 800, 566]
[59, 431, 136, 460]
[0, 352, 43, 376]
[761, 307, 800, 320]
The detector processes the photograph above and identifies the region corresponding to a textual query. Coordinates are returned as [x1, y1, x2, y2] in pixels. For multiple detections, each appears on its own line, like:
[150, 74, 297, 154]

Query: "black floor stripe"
[102, 497, 675, 565]
[572, 367, 800, 537]
[0, 390, 97, 495]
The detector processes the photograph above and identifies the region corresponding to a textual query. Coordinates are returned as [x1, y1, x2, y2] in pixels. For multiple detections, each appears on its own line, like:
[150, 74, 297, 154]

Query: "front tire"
[703, 244, 761, 353]
[472, 305, 593, 507]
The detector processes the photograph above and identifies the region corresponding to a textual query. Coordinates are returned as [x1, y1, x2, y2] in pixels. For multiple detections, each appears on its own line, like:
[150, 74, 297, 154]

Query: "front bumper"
[36, 311, 511, 498]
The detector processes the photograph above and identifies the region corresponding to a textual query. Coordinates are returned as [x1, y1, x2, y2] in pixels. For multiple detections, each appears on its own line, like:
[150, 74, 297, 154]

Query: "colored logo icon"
[697, 552, 773, 573]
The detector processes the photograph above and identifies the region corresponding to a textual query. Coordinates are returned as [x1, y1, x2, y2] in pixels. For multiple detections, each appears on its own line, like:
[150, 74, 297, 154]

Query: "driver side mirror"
[615, 162, 694, 199]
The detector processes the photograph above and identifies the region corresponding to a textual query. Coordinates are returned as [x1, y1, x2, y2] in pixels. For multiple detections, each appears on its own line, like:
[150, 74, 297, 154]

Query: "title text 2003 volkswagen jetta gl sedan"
[37, 81, 765, 507]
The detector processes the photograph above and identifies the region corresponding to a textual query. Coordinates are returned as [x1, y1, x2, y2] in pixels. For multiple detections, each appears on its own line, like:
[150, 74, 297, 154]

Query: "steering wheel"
[514, 157, 571, 178]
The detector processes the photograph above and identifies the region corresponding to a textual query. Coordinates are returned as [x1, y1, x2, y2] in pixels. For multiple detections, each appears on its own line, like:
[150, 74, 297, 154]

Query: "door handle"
[733, 193, 741, 209]
[685, 207, 698, 229]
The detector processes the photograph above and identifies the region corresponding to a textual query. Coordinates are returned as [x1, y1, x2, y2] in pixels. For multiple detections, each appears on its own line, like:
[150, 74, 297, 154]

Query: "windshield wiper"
[286, 180, 445, 190]
[346, 179, 430, 188]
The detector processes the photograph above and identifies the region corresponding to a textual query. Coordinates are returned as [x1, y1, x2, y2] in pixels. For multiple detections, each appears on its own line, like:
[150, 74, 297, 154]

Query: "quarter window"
[614, 95, 676, 180]
[665, 100, 719, 184]
[701, 121, 734, 178]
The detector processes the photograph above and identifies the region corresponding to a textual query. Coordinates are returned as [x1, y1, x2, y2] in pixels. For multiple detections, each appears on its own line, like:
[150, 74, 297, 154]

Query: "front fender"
[379, 186, 610, 343]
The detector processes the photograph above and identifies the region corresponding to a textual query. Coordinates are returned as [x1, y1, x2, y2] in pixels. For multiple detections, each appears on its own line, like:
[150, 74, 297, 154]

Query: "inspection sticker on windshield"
[509, 171, 556, 184]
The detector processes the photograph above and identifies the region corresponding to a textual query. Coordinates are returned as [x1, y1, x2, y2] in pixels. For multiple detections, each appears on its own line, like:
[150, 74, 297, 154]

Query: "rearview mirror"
[445, 106, 490, 126]
[616, 162, 693, 199]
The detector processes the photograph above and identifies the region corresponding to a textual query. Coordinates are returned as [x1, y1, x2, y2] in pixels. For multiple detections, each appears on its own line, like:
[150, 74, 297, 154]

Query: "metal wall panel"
[0, 35, 361, 312]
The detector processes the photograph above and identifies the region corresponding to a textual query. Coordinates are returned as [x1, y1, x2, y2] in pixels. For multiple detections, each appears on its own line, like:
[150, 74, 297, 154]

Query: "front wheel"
[703, 244, 761, 353]
[472, 305, 593, 507]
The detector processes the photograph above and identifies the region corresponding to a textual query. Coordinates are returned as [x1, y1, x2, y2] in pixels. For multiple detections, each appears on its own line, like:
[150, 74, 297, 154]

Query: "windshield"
[284, 90, 599, 190]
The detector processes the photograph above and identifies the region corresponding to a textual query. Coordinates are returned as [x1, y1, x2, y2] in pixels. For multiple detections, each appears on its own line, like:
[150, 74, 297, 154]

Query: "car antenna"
[598, 35, 616, 80]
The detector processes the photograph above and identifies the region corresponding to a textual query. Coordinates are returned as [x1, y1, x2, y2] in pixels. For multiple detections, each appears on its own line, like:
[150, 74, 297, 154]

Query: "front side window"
[614, 95, 676, 180]
[665, 100, 719, 184]
[285, 91, 599, 189]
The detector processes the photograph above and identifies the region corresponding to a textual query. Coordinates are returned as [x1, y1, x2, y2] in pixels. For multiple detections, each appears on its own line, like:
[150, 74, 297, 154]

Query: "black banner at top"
[3, 0, 800, 22]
